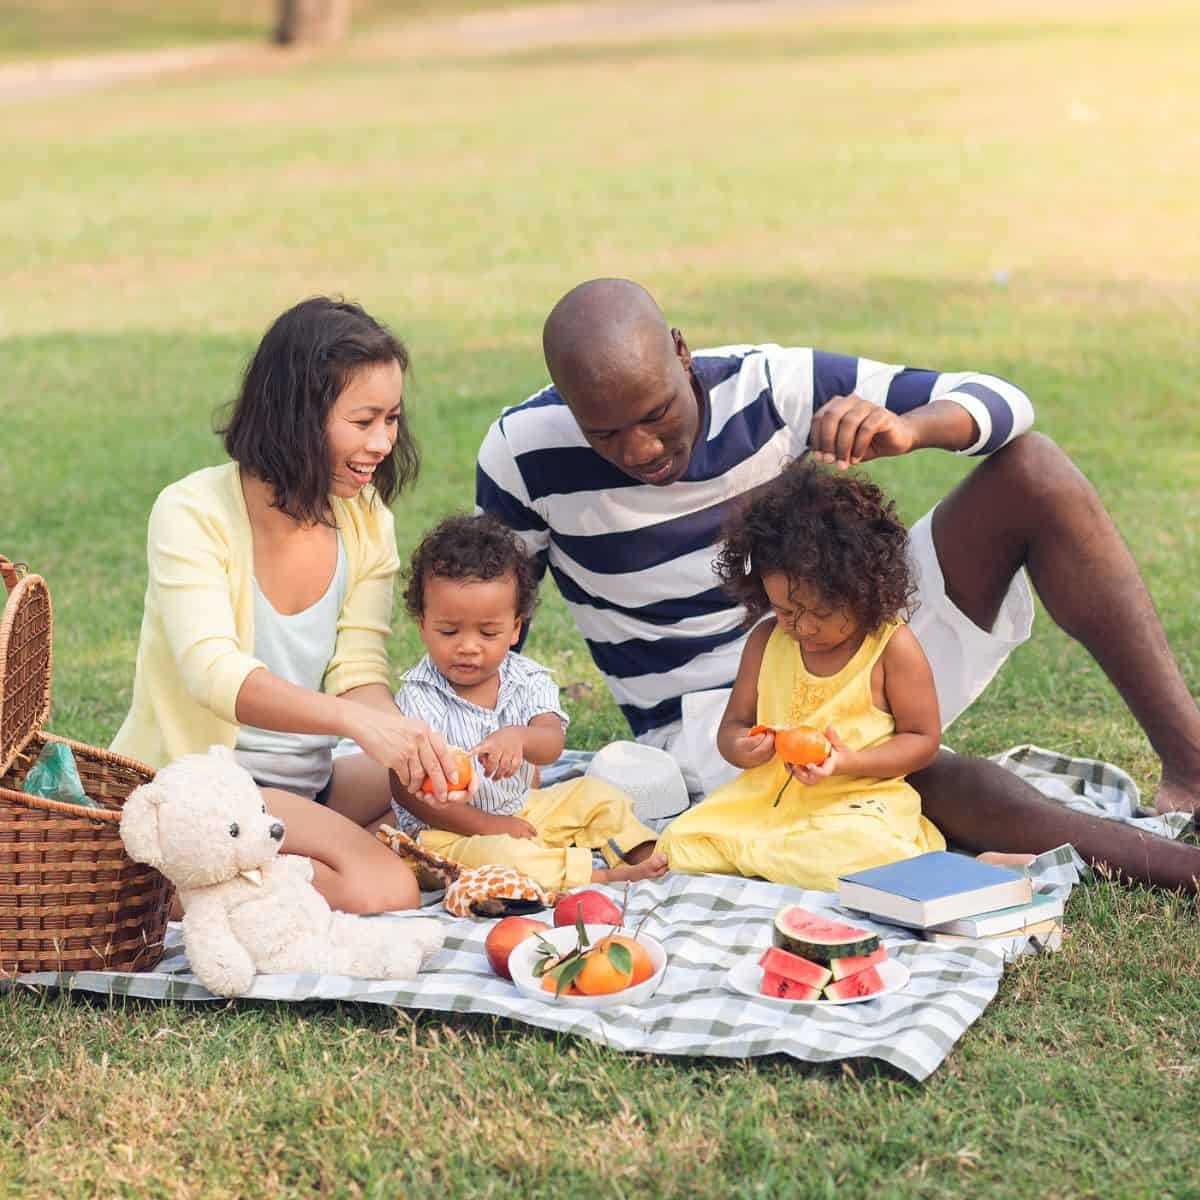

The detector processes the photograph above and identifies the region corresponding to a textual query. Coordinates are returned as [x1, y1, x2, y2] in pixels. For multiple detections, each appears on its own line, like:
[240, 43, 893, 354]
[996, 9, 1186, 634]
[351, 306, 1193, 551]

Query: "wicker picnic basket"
[0, 559, 172, 977]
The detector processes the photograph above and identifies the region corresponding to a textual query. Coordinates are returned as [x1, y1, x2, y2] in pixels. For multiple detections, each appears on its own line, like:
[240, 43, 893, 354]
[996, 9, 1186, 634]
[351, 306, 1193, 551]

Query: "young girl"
[111, 297, 465, 913]
[657, 460, 947, 891]
[385, 513, 668, 892]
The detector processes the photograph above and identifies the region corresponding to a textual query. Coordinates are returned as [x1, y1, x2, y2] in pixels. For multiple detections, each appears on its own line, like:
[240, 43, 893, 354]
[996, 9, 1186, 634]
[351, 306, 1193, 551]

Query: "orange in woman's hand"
[420, 747, 473, 793]
[753, 724, 830, 766]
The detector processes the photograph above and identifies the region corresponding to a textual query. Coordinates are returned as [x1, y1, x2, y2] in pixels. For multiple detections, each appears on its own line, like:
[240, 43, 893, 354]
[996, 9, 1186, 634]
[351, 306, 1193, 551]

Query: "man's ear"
[119, 780, 166, 869]
[671, 326, 692, 372]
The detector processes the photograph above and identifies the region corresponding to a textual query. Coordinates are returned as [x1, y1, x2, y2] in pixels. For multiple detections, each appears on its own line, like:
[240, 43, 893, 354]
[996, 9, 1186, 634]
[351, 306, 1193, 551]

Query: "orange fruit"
[595, 934, 655, 986]
[540, 973, 581, 996]
[772, 725, 830, 767]
[573, 944, 635, 995]
[420, 747, 473, 793]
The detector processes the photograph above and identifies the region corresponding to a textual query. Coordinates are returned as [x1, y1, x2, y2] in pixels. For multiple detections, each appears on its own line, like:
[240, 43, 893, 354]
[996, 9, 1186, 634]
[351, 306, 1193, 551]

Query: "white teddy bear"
[120, 745, 444, 997]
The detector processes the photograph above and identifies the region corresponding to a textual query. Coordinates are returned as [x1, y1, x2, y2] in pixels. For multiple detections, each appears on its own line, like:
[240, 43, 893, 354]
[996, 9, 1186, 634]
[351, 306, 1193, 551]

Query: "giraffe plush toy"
[376, 826, 558, 918]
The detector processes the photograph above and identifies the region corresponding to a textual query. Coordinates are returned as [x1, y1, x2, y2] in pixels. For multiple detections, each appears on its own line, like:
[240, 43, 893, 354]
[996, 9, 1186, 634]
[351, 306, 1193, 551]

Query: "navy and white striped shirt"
[476, 344, 1033, 737]
[390, 651, 568, 837]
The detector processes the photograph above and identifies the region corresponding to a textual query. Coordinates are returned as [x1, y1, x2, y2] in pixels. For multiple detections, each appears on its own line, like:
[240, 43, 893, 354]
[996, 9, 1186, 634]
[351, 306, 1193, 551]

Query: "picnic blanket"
[8, 745, 1188, 1081]
[13, 846, 1083, 1082]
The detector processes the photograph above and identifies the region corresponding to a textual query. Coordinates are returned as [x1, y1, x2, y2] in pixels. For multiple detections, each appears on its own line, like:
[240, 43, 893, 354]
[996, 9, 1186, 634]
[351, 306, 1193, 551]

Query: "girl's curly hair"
[715, 459, 916, 632]
[404, 513, 540, 620]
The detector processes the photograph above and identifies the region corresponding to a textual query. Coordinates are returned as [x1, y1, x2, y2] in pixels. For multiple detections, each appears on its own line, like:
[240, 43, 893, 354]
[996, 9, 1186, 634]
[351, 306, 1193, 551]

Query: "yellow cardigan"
[111, 461, 400, 768]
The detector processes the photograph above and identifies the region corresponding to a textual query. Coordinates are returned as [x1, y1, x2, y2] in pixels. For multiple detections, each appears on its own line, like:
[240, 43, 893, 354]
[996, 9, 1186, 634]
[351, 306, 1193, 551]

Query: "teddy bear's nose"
[269, 822, 285, 842]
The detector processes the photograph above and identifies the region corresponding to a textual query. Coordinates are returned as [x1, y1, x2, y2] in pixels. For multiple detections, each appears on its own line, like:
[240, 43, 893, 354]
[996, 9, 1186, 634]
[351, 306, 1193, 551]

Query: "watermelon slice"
[773, 905, 880, 963]
[760, 970, 822, 1001]
[828, 945, 887, 981]
[823, 964, 886, 1000]
[757, 946, 832, 990]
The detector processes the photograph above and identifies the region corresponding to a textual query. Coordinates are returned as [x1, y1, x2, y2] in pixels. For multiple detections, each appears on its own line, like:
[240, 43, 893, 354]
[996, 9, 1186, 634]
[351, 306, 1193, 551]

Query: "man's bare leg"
[906, 433, 1200, 887]
[931, 432, 1200, 817]
[912, 751, 1200, 893]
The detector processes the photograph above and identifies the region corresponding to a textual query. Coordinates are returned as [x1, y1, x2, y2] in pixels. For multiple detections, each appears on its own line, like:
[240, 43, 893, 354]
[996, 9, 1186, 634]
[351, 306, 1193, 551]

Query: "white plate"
[509, 923, 667, 1010]
[727, 955, 910, 1006]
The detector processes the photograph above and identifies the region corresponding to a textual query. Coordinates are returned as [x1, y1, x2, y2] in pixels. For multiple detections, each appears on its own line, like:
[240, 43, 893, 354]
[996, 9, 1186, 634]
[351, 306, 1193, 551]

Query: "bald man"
[476, 279, 1200, 889]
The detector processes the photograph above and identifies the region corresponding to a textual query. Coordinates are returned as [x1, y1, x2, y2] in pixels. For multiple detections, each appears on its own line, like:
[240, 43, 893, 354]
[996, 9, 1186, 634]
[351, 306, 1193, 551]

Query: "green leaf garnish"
[605, 942, 633, 974]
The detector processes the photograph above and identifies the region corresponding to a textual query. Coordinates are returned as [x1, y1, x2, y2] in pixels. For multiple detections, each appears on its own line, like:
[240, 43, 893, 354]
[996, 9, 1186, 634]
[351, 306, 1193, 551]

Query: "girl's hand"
[347, 707, 474, 801]
[733, 725, 776, 768]
[788, 726, 853, 785]
[472, 727, 527, 780]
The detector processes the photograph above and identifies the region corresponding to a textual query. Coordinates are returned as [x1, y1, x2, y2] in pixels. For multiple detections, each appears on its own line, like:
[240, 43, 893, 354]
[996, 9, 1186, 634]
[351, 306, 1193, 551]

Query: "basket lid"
[0, 569, 52, 776]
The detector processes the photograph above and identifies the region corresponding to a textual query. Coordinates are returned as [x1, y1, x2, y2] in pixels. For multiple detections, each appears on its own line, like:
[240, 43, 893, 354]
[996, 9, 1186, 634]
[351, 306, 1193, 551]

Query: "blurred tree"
[275, 0, 350, 44]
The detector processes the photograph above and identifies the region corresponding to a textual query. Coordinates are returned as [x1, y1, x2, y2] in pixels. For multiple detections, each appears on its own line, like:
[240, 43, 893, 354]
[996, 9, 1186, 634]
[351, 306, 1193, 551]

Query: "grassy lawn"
[2, 0, 1199, 1194]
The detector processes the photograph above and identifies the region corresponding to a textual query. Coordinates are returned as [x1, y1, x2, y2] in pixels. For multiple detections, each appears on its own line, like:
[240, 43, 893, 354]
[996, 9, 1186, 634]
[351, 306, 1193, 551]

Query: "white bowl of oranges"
[508, 922, 667, 1010]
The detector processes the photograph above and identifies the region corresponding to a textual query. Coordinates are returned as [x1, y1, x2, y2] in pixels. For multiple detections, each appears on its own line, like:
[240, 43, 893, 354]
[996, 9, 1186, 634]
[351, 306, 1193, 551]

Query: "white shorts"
[639, 504, 1035, 798]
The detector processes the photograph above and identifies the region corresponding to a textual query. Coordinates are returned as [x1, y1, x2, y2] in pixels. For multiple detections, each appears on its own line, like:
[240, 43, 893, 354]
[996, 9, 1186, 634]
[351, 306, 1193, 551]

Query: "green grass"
[2, 0, 1199, 1194]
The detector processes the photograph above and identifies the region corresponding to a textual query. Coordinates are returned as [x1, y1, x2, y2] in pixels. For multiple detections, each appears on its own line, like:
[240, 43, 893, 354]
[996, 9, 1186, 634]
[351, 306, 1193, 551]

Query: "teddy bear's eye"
[229, 822, 240, 838]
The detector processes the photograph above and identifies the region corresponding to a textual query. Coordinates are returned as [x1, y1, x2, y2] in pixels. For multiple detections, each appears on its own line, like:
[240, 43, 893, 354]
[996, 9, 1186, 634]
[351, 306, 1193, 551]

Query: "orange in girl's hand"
[750, 724, 830, 766]
[419, 747, 473, 793]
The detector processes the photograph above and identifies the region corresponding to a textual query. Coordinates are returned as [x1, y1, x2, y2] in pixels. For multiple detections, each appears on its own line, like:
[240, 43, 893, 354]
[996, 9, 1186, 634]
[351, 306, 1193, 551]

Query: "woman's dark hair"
[404, 513, 540, 620]
[219, 296, 419, 524]
[715, 459, 916, 632]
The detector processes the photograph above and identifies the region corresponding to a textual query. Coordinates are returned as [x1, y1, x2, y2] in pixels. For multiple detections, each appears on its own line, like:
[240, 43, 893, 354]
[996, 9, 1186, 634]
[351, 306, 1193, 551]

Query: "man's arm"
[768, 348, 1035, 469]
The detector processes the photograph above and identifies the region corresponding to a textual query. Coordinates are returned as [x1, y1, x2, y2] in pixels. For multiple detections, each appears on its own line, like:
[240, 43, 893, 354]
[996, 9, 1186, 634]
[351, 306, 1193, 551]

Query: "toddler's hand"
[788, 726, 850, 785]
[499, 816, 538, 840]
[473, 727, 527, 780]
[733, 726, 776, 767]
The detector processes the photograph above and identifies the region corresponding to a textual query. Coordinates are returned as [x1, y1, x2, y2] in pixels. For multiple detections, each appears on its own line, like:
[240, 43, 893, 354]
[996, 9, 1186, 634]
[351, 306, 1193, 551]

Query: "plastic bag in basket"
[21, 740, 101, 808]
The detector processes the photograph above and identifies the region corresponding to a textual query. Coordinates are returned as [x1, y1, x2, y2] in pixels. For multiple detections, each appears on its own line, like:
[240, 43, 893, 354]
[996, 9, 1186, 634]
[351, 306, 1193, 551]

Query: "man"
[477, 278, 1200, 889]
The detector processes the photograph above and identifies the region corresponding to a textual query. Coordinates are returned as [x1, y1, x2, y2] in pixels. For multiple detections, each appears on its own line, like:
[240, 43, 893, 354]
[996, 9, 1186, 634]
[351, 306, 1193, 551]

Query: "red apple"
[485, 916, 550, 981]
[553, 889, 622, 928]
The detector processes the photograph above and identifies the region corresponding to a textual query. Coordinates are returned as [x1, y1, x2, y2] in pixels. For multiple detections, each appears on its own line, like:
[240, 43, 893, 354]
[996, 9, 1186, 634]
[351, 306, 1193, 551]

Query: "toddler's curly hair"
[716, 459, 916, 632]
[404, 513, 540, 620]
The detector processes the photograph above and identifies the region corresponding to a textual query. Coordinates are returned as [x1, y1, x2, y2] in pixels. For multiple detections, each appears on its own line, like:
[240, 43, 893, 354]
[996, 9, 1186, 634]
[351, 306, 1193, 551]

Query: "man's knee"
[988, 433, 1097, 514]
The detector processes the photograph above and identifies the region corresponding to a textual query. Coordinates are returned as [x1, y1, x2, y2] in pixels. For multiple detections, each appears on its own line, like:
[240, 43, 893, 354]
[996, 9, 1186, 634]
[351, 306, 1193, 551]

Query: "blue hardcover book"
[837, 851, 1033, 929]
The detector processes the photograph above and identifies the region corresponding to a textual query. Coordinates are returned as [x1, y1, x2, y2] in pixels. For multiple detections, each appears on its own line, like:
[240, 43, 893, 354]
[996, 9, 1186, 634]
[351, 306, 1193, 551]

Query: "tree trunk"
[275, 0, 351, 45]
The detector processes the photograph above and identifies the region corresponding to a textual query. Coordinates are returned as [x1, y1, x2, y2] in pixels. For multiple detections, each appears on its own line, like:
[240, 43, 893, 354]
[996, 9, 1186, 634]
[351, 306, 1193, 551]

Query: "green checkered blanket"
[10, 745, 1186, 1081]
[12, 845, 1084, 1082]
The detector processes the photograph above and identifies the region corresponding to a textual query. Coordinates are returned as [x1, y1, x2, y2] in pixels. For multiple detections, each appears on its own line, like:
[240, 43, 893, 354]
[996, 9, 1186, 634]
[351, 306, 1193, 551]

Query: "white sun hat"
[585, 740, 690, 825]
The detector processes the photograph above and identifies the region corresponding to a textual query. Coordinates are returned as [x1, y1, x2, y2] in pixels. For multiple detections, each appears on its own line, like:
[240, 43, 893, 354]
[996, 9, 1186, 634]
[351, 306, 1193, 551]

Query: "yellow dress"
[658, 621, 945, 891]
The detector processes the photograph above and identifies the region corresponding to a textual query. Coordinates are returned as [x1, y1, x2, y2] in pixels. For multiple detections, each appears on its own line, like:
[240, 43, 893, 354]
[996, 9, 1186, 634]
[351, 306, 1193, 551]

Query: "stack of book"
[836, 851, 1064, 959]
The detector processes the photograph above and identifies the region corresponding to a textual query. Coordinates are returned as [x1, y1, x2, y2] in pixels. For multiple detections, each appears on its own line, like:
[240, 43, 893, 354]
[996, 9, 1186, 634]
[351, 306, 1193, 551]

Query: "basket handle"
[1, 556, 28, 594]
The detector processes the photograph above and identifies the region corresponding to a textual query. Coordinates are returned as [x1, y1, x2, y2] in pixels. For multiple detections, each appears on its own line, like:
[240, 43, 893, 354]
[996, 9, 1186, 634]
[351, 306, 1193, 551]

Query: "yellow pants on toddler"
[418, 776, 656, 892]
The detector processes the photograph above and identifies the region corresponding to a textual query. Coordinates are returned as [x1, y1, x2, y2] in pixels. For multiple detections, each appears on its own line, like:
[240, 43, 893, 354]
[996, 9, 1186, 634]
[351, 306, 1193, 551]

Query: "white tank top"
[235, 533, 348, 796]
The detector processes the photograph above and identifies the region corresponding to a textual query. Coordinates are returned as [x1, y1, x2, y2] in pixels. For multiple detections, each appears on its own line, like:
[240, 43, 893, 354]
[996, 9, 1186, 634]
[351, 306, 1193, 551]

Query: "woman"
[113, 297, 465, 912]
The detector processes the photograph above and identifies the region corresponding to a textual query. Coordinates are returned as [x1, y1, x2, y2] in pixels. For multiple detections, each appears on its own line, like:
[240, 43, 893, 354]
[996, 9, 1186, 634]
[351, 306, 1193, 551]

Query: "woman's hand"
[344, 706, 474, 801]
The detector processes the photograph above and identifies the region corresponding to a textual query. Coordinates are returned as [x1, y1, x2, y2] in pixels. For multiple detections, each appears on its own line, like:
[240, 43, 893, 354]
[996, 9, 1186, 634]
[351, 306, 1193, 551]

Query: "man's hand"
[809, 395, 917, 469]
[473, 727, 527, 780]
